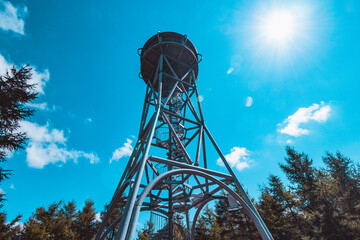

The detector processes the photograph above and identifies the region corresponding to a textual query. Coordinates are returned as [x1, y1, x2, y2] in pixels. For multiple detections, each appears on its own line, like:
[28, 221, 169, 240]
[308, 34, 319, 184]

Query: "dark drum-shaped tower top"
[139, 32, 200, 97]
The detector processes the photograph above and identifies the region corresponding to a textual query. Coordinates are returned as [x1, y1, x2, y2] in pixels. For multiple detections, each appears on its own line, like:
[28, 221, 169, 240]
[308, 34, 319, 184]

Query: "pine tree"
[316, 152, 360, 239]
[279, 146, 321, 238]
[214, 198, 231, 239]
[194, 205, 221, 239]
[258, 175, 302, 239]
[136, 221, 154, 240]
[73, 199, 98, 240]
[0, 66, 37, 239]
[0, 212, 21, 240]
[0, 66, 37, 179]
[280, 147, 318, 208]
[99, 199, 126, 239]
[21, 218, 49, 240]
[21, 201, 69, 239]
[60, 201, 77, 239]
[215, 197, 259, 240]
[20, 199, 101, 240]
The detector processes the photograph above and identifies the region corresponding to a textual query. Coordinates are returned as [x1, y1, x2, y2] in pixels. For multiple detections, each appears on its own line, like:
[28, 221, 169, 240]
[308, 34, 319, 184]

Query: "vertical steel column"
[115, 54, 164, 240]
[203, 125, 273, 240]
[168, 118, 174, 240]
[168, 176, 174, 240]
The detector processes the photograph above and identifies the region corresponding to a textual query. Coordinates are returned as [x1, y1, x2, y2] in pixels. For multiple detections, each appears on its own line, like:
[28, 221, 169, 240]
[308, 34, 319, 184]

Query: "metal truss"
[96, 32, 273, 240]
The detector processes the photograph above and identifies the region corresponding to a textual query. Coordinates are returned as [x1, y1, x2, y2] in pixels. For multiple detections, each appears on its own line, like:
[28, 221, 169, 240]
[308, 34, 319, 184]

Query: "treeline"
[1, 199, 94, 239]
[1, 147, 359, 239]
[194, 147, 360, 240]
[0, 199, 126, 239]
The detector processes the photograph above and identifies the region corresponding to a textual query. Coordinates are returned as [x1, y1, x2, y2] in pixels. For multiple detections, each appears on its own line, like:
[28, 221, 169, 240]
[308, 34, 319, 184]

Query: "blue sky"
[1, 0, 360, 225]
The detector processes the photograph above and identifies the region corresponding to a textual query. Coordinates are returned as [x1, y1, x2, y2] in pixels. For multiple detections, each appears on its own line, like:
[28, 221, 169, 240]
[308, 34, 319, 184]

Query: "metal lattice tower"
[96, 32, 273, 240]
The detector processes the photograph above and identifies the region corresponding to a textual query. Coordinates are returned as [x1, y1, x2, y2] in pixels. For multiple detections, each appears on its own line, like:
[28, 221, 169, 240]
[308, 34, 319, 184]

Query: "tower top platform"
[139, 32, 200, 94]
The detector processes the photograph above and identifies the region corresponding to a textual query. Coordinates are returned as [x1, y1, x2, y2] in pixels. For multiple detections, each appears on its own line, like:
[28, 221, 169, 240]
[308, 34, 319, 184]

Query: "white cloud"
[197, 95, 204, 103]
[9, 183, 15, 189]
[0, 188, 4, 194]
[25, 102, 48, 110]
[278, 102, 331, 137]
[216, 147, 251, 171]
[86, 118, 92, 123]
[0, 54, 12, 74]
[0, 1, 27, 35]
[245, 96, 253, 107]
[29, 68, 50, 95]
[20, 121, 99, 168]
[95, 212, 101, 222]
[0, 30, 97, 169]
[0, 54, 49, 95]
[25, 102, 56, 111]
[110, 138, 133, 163]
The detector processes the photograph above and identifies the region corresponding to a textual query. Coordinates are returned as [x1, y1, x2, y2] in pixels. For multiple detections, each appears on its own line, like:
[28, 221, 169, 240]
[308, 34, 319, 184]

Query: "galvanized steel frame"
[96, 36, 273, 240]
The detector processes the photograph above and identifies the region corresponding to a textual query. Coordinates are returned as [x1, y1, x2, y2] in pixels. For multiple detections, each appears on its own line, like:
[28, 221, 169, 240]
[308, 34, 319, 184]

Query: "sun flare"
[232, 1, 328, 72]
[265, 10, 295, 43]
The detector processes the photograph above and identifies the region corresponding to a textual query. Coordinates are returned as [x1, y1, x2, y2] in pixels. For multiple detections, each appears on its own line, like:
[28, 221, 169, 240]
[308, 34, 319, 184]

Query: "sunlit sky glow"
[264, 10, 295, 43]
[232, 1, 330, 73]
[1, 0, 360, 232]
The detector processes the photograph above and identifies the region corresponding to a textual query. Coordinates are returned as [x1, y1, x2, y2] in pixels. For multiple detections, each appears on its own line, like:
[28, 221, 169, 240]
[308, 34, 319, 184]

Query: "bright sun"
[244, 2, 320, 67]
[265, 10, 295, 43]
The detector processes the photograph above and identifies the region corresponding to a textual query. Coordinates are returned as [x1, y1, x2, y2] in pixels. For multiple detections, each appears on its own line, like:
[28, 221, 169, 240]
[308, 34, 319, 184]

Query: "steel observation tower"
[96, 32, 273, 240]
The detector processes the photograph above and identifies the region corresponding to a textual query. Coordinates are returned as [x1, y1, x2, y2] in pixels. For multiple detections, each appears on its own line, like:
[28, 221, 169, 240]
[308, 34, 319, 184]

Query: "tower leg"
[97, 32, 273, 240]
[116, 56, 164, 240]
[204, 126, 273, 240]
[168, 164, 174, 239]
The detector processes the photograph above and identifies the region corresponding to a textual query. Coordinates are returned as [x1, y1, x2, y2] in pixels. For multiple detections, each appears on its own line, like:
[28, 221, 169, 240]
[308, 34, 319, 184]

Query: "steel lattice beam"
[95, 32, 273, 240]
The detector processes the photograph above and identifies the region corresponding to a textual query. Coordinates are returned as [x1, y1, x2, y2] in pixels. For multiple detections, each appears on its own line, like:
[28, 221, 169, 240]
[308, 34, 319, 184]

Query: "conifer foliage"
[0, 66, 37, 239]
[16, 199, 100, 240]
[0, 66, 37, 166]
[0, 198, 127, 240]
[195, 147, 360, 240]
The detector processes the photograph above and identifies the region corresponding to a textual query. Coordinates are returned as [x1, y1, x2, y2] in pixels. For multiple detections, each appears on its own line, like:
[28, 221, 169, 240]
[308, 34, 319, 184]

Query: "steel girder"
[96, 37, 273, 240]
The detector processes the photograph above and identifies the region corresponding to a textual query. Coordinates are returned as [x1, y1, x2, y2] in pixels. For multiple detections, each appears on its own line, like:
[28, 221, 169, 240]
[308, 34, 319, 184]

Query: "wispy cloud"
[0, 54, 12, 74]
[29, 68, 50, 95]
[216, 147, 251, 171]
[20, 121, 99, 168]
[25, 102, 48, 110]
[110, 138, 133, 163]
[278, 102, 331, 137]
[0, 0, 27, 35]
[25, 102, 56, 111]
[0, 54, 50, 95]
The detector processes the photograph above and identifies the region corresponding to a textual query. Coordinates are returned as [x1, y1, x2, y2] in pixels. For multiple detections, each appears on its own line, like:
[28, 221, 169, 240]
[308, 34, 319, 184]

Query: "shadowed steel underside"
[95, 32, 273, 240]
